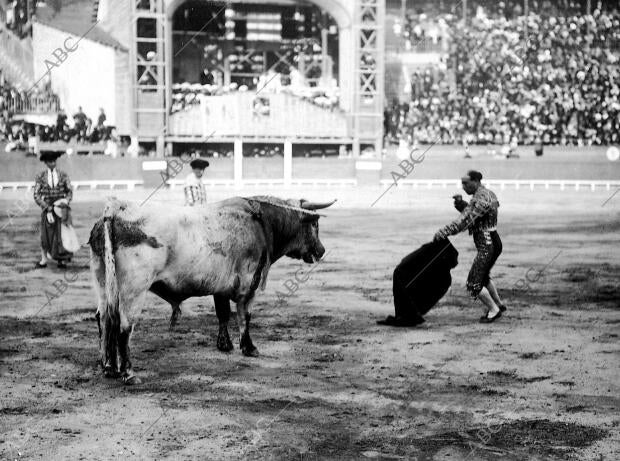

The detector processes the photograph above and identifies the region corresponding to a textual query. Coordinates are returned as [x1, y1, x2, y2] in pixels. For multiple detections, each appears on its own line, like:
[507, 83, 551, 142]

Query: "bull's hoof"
[241, 345, 259, 357]
[103, 365, 120, 379]
[217, 330, 234, 352]
[121, 373, 141, 385]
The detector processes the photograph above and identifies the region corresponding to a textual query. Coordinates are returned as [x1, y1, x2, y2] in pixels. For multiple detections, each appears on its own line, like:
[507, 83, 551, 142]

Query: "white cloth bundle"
[53, 198, 80, 253]
[60, 223, 81, 253]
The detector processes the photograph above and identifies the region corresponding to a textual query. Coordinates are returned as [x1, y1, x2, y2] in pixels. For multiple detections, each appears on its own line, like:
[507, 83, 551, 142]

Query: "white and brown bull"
[88, 195, 335, 384]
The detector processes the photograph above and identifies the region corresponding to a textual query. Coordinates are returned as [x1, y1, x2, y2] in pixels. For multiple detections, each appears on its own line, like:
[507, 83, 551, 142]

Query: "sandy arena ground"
[1, 187, 619, 460]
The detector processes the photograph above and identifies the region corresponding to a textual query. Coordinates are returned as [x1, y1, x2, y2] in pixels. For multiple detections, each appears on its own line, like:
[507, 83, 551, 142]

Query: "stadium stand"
[387, 0, 620, 146]
[2, 0, 619, 158]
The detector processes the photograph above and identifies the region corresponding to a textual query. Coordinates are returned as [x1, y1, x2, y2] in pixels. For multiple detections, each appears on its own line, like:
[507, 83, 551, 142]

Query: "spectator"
[73, 106, 87, 141]
[96, 108, 106, 128]
[200, 68, 214, 85]
[56, 109, 67, 138]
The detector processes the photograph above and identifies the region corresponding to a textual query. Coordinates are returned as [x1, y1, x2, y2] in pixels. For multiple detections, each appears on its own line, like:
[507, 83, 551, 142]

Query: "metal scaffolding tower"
[131, 0, 168, 142]
[352, 0, 385, 155]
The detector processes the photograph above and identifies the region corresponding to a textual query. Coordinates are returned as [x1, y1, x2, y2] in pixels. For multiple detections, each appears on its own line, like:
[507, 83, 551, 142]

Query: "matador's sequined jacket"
[439, 185, 499, 237]
[33, 170, 73, 210]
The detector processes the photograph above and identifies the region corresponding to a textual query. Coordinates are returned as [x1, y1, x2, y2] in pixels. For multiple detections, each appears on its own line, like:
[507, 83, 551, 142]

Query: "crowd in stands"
[2, 105, 113, 152]
[395, 1, 456, 52]
[400, 0, 590, 40]
[1, 73, 113, 152]
[171, 68, 340, 115]
[0, 76, 60, 114]
[398, 1, 616, 50]
[387, 1, 620, 146]
[1, 66, 113, 152]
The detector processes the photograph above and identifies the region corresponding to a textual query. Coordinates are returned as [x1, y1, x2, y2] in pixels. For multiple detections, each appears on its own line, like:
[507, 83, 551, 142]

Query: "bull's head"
[285, 199, 336, 263]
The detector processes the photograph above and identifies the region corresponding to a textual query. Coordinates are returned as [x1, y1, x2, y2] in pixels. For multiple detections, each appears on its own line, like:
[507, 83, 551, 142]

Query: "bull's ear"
[301, 213, 320, 223]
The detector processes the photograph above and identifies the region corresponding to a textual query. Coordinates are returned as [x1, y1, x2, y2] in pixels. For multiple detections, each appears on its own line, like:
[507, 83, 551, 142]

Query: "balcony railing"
[3, 91, 60, 114]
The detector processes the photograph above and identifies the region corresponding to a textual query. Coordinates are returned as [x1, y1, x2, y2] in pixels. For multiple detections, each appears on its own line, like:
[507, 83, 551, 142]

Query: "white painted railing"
[380, 179, 620, 191]
[2, 179, 618, 193]
[0, 180, 143, 192]
[72, 180, 143, 191]
[0, 182, 35, 191]
[290, 179, 357, 187]
[166, 178, 357, 189]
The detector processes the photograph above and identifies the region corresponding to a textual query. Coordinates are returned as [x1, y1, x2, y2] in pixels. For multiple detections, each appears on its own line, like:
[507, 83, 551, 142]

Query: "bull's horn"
[300, 199, 337, 210]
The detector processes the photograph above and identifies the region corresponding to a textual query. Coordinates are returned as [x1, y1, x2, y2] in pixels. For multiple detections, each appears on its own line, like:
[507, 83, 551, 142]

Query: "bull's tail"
[103, 216, 118, 313]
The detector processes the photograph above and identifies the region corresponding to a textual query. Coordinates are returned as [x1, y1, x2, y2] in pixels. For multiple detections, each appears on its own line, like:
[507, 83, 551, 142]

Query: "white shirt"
[183, 173, 206, 206]
[47, 168, 59, 188]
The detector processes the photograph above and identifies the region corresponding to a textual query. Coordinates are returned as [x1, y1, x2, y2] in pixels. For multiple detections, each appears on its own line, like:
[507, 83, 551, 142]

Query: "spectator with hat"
[73, 106, 87, 142]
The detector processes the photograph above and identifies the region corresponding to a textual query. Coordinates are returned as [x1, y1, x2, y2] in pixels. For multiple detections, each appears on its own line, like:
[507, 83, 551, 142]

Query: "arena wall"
[292, 158, 357, 179]
[378, 146, 620, 181]
[0, 155, 237, 182]
[1, 146, 618, 184]
[243, 157, 284, 179]
[0, 156, 144, 182]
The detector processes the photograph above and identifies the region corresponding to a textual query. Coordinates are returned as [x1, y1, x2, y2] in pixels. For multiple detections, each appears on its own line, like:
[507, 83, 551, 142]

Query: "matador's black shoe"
[34, 262, 47, 269]
[479, 311, 502, 323]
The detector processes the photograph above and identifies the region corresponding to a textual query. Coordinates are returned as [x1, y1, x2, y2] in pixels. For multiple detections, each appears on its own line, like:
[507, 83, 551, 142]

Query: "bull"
[88, 195, 335, 384]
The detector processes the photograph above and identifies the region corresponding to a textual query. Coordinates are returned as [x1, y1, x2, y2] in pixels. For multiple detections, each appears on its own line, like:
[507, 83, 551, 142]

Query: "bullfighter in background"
[33, 151, 74, 269]
[184, 158, 209, 206]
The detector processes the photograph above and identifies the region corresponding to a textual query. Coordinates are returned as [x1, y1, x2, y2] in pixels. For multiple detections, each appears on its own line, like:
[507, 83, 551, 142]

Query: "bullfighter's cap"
[39, 151, 64, 162]
[190, 158, 210, 170]
[464, 170, 483, 182]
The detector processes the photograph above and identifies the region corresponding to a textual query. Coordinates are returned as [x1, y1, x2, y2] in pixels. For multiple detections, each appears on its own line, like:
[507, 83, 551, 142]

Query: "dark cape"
[41, 210, 72, 262]
[379, 239, 458, 326]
